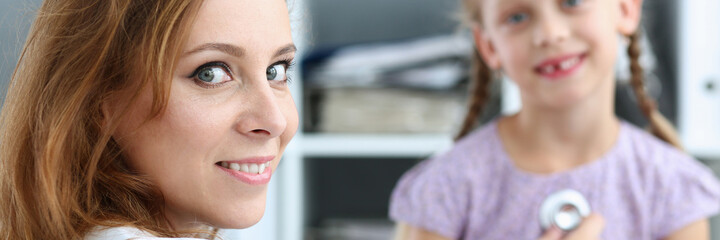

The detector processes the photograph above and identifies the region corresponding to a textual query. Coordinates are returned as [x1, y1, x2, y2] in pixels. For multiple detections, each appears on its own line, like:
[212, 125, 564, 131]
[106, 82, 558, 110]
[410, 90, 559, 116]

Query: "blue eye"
[266, 64, 286, 81]
[267, 60, 293, 83]
[506, 12, 529, 25]
[190, 62, 233, 85]
[562, 0, 583, 8]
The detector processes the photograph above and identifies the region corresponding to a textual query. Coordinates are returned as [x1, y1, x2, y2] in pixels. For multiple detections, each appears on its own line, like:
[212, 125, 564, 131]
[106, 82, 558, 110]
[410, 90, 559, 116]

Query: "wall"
[0, 0, 39, 104]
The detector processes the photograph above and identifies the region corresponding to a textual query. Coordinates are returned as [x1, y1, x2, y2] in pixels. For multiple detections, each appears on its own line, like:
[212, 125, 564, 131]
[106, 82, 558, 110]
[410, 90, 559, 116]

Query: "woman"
[0, 0, 298, 239]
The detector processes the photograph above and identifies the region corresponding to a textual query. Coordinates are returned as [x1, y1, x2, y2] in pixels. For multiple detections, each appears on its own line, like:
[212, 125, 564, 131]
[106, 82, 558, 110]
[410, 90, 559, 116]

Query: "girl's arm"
[662, 219, 710, 240]
[393, 222, 451, 240]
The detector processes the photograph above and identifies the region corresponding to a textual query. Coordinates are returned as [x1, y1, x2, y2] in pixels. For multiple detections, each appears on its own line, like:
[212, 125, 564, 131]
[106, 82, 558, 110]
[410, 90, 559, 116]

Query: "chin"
[545, 87, 593, 107]
[219, 216, 263, 229]
[209, 196, 268, 229]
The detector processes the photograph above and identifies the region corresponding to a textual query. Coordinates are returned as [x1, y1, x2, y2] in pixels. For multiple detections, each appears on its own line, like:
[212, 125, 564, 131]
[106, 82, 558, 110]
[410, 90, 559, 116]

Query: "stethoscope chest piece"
[539, 189, 590, 231]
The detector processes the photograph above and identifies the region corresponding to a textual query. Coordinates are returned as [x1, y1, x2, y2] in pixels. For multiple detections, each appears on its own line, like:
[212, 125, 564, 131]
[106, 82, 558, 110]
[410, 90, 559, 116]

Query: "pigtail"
[455, 50, 494, 140]
[627, 33, 684, 149]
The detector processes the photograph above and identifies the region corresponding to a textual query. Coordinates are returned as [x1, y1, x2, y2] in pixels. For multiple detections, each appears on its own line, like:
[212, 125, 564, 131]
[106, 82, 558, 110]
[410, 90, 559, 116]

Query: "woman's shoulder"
[84, 226, 206, 240]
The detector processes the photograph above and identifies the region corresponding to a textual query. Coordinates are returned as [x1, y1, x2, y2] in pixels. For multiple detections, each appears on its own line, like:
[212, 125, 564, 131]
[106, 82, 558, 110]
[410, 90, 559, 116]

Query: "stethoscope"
[539, 189, 591, 231]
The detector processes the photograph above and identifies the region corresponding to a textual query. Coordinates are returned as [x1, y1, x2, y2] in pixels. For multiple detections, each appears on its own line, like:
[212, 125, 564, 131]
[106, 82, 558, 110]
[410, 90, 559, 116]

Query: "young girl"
[389, 0, 720, 239]
[0, 0, 298, 239]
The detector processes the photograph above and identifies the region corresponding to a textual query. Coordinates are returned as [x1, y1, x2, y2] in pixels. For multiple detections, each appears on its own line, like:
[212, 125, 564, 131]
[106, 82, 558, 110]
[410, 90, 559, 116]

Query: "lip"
[534, 53, 586, 80]
[216, 156, 275, 185]
[222, 156, 275, 164]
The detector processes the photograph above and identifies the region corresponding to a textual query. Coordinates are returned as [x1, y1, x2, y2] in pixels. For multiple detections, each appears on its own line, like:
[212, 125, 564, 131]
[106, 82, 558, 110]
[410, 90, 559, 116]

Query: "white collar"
[85, 226, 210, 240]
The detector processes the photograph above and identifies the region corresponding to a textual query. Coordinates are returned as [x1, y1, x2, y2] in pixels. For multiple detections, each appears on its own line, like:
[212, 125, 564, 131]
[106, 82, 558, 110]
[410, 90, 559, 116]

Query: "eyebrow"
[274, 44, 297, 58]
[183, 42, 297, 58]
[184, 43, 245, 57]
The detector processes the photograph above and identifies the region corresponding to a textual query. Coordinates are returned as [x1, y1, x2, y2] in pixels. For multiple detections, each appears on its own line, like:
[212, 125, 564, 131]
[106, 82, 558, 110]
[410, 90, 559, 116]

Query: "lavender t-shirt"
[390, 120, 720, 240]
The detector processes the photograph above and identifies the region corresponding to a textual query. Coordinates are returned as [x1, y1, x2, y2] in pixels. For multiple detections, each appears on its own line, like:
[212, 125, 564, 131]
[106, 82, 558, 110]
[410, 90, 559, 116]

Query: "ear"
[100, 96, 113, 130]
[617, 0, 643, 35]
[472, 25, 502, 69]
[100, 91, 125, 132]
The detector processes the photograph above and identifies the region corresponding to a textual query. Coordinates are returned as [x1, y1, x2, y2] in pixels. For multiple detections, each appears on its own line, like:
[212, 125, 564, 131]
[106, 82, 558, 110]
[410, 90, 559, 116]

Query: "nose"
[533, 13, 570, 47]
[235, 80, 288, 139]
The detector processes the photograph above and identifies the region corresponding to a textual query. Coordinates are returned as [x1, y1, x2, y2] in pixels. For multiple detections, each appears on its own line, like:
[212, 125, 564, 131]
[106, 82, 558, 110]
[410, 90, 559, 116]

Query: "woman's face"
[112, 0, 298, 230]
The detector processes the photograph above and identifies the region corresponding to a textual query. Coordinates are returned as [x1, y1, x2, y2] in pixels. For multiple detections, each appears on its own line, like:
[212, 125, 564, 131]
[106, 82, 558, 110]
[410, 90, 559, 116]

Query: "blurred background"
[1, 0, 719, 239]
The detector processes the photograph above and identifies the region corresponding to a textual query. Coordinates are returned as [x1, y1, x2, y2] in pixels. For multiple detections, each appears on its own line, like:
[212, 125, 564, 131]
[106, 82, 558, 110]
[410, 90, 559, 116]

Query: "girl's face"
[474, 0, 642, 109]
[112, 0, 298, 230]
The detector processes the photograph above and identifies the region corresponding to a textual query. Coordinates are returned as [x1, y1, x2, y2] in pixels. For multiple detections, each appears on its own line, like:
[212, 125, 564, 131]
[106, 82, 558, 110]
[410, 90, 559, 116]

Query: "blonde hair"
[0, 0, 208, 239]
[455, 0, 683, 150]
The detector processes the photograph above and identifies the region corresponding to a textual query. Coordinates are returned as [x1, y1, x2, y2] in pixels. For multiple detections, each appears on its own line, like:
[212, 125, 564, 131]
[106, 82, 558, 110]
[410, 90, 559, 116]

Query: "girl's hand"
[538, 213, 605, 240]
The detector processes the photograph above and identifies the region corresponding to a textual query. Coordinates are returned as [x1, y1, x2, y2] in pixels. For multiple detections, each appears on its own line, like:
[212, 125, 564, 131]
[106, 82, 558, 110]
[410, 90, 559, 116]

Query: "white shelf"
[678, 0, 720, 160]
[301, 133, 453, 158]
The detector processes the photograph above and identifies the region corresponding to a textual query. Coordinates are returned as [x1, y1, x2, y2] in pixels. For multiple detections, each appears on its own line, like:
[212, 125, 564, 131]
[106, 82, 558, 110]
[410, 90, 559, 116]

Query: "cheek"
[497, 39, 533, 81]
[577, 22, 620, 72]
[576, 9, 619, 46]
[280, 96, 299, 145]
[493, 31, 525, 63]
[160, 99, 236, 160]
[168, 108, 221, 145]
[124, 97, 226, 172]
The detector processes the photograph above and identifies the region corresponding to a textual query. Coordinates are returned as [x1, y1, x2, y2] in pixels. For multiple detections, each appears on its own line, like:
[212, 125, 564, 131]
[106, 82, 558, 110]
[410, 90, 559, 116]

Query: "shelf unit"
[678, 0, 720, 160]
[301, 134, 453, 158]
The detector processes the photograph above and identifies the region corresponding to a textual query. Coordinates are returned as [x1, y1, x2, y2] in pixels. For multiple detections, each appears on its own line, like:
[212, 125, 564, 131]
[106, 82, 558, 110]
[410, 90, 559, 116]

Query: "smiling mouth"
[538, 57, 580, 74]
[534, 53, 586, 78]
[216, 161, 270, 174]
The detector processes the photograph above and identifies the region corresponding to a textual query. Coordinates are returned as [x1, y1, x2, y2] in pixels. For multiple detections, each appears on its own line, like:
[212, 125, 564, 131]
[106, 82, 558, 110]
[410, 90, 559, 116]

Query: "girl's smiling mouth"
[534, 53, 587, 80]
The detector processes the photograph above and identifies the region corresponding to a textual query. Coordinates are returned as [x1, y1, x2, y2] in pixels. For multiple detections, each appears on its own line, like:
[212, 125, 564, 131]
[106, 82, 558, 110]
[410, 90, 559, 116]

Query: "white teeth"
[559, 57, 579, 70]
[229, 163, 240, 171]
[249, 164, 259, 174]
[220, 161, 271, 175]
[541, 65, 556, 74]
[539, 56, 581, 74]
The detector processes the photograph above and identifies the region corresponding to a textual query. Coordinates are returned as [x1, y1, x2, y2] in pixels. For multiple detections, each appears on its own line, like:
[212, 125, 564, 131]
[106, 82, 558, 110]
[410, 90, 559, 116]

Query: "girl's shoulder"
[388, 122, 502, 239]
[394, 121, 502, 188]
[620, 122, 720, 238]
[439, 120, 501, 165]
[84, 226, 206, 240]
[621, 122, 700, 167]
[618, 122, 715, 181]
